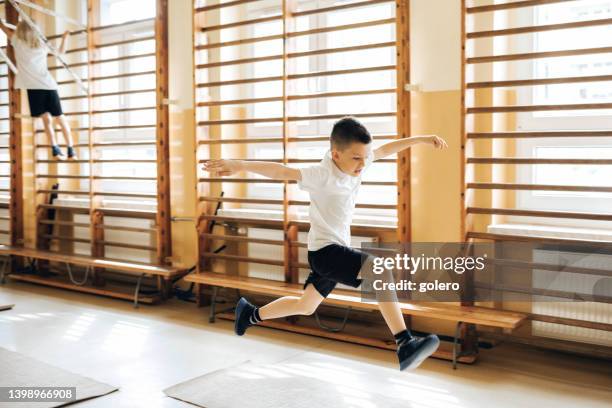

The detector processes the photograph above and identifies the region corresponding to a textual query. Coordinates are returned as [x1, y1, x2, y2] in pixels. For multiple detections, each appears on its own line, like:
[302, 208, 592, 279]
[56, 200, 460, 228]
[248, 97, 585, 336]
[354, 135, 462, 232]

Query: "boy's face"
[331, 142, 371, 177]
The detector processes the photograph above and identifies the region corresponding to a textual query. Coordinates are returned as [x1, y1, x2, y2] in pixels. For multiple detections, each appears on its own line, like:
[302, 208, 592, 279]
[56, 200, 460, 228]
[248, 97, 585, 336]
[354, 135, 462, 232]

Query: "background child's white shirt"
[11, 35, 58, 90]
[298, 150, 373, 251]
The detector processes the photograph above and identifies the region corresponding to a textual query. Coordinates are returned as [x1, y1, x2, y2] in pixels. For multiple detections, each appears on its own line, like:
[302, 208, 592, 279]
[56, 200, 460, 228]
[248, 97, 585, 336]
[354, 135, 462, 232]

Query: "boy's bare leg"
[259, 284, 324, 320]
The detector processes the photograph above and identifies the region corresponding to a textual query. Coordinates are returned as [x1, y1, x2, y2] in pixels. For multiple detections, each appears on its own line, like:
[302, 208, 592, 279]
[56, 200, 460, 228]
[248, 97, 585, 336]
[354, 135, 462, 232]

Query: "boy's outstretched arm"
[0, 19, 15, 37]
[202, 159, 302, 181]
[373, 135, 448, 160]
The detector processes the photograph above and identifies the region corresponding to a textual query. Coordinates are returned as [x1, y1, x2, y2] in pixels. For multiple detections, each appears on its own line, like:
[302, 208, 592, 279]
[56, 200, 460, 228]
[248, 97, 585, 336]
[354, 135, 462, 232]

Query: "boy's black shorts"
[27, 89, 64, 117]
[305, 244, 369, 298]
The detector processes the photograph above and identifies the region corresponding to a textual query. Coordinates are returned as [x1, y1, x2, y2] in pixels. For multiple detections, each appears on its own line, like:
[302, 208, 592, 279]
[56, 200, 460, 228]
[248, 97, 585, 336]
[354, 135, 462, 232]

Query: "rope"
[66, 263, 89, 286]
[0, 45, 17, 75]
[6, 0, 89, 95]
[13, 0, 86, 29]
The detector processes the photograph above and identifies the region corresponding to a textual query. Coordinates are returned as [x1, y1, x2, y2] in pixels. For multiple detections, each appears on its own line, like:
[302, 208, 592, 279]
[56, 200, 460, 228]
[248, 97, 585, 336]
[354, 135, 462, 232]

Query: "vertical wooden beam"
[6, 3, 23, 247]
[156, 0, 172, 265]
[395, 0, 410, 244]
[88, 0, 104, 275]
[460, 0, 478, 354]
[282, 0, 298, 283]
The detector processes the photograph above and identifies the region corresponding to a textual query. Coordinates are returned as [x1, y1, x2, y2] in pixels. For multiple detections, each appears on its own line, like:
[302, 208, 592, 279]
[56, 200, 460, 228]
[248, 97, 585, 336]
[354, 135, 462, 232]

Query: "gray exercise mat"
[0, 347, 118, 408]
[0, 304, 13, 312]
[164, 360, 411, 408]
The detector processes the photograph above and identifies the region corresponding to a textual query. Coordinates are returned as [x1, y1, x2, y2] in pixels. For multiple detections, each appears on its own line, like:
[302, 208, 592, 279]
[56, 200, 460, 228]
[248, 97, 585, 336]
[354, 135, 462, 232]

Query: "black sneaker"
[52, 145, 65, 159]
[397, 334, 440, 371]
[67, 146, 77, 160]
[234, 297, 256, 336]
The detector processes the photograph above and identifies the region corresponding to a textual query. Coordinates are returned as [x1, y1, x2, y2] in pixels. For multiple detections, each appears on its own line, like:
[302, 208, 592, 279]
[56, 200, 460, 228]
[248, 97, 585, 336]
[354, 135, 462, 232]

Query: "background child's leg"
[55, 115, 74, 147]
[259, 284, 324, 320]
[41, 113, 58, 147]
[378, 301, 407, 335]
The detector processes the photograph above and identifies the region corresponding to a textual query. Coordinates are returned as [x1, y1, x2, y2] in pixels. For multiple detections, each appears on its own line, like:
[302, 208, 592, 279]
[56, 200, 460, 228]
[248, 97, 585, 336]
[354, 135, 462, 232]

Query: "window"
[513, 1, 612, 228]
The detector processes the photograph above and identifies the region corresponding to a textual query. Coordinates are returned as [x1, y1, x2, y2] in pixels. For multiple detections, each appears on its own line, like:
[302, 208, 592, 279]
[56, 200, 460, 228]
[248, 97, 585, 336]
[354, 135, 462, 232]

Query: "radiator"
[532, 248, 612, 347]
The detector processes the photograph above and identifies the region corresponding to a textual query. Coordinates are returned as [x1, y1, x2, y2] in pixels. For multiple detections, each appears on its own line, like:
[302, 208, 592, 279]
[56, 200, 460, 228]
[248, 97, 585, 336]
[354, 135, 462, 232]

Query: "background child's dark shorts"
[27, 89, 64, 117]
[305, 244, 369, 298]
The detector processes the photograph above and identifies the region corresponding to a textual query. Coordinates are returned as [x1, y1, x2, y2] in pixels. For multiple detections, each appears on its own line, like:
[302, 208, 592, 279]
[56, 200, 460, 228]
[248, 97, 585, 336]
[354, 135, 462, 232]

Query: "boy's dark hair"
[330, 117, 372, 151]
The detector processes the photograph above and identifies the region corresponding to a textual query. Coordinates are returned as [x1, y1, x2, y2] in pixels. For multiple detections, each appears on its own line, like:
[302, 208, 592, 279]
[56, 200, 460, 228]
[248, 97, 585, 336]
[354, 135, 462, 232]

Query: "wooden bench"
[0, 245, 187, 307]
[185, 272, 528, 369]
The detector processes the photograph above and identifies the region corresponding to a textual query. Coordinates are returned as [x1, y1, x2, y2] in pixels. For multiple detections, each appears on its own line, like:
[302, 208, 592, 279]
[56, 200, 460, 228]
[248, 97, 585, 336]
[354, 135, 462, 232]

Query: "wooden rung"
[288, 42, 395, 60]
[292, 0, 392, 17]
[99, 225, 157, 233]
[92, 17, 155, 33]
[288, 112, 395, 121]
[195, 0, 259, 13]
[467, 130, 612, 139]
[466, 231, 612, 246]
[199, 178, 284, 184]
[92, 176, 157, 181]
[94, 140, 156, 147]
[467, 74, 612, 89]
[196, 75, 282, 88]
[93, 192, 157, 198]
[57, 70, 156, 86]
[98, 207, 156, 219]
[287, 18, 395, 38]
[42, 234, 90, 243]
[65, 106, 156, 116]
[475, 281, 612, 303]
[198, 117, 282, 126]
[467, 18, 612, 39]
[197, 34, 284, 50]
[39, 220, 90, 228]
[466, 182, 612, 193]
[62, 89, 156, 100]
[467, 207, 612, 221]
[37, 175, 90, 179]
[287, 88, 396, 100]
[38, 204, 90, 214]
[201, 233, 284, 246]
[200, 14, 282, 32]
[197, 54, 282, 70]
[467, 0, 573, 14]
[198, 137, 282, 145]
[93, 159, 156, 163]
[467, 103, 612, 114]
[487, 257, 612, 278]
[287, 134, 397, 142]
[99, 241, 156, 251]
[37, 189, 89, 195]
[468, 46, 612, 64]
[197, 96, 283, 107]
[95, 35, 156, 49]
[467, 157, 612, 165]
[195, 66, 395, 88]
[529, 314, 612, 332]
[202, 252, 284, 266]
[48, 53, 156, 71]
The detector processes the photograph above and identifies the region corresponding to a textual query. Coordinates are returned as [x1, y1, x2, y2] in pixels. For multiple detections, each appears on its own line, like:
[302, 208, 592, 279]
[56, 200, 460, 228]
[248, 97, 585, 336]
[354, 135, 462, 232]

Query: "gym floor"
[1, 283, 610, 408]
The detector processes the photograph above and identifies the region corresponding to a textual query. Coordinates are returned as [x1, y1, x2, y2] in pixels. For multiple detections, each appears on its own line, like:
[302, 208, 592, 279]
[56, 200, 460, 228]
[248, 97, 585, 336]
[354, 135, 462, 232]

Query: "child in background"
[203, 117, 449, 370]
[0, 19, 76, 160]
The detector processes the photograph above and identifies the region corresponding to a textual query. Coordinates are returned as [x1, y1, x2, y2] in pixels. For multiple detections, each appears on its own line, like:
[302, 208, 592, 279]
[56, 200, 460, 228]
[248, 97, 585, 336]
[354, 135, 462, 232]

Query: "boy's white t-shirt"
[298, 150, 373, 251]
[11, 35, 57, 90]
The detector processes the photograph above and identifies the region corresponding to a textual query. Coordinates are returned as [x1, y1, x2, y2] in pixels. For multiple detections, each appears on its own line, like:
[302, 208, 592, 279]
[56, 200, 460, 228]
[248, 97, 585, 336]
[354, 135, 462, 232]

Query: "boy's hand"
[427, 135, 448, 150]
[62, 30, 71, 38]
[202, 159, 241, 176]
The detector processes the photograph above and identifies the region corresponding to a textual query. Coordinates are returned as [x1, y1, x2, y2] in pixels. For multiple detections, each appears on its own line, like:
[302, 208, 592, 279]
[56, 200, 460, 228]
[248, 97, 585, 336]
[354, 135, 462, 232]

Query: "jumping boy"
[202, 117, 448, 370]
